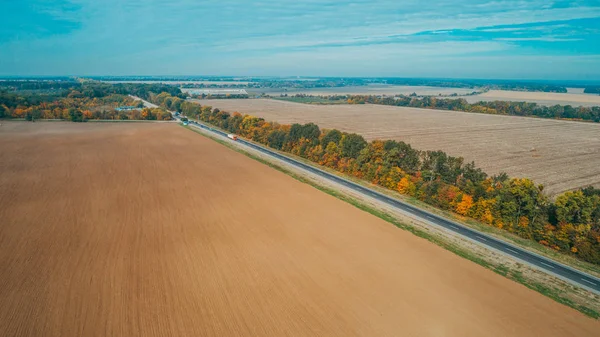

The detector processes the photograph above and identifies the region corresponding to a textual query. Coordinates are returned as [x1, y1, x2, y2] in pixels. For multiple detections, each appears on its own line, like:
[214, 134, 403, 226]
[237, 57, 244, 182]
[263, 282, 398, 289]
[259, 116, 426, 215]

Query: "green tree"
[555, 190, 595, 225]
[267, 130, 287, 150]
[340, 133, 367, 159]
[68, 108, 85, 122]
[25, 109, 42, 121]
[321, 129, 342, 147]
[497, 178, 547, 233]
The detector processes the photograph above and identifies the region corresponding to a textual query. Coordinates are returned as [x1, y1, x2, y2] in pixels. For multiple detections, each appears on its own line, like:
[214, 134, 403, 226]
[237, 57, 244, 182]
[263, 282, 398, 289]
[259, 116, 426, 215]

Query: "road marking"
[581, 279, 598, 286]
[450, 225, 459, 230]
[476, 235, 487, 242]
[506, 248, 519, 254]
[540, 262, 555, 269]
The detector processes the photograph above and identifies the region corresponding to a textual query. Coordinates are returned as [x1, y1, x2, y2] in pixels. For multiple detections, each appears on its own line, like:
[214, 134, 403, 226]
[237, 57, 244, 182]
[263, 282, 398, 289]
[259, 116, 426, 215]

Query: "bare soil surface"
[193, 99, 600, 195]
[464, 89, 600, 107]
[1, 121, 598, 337]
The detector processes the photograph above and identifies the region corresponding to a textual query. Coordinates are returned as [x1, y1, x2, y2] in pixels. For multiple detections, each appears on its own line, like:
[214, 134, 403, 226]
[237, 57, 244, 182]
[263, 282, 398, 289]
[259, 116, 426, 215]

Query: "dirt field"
[464, 89, 600, 107]
[193, 99, 600, 195]
[1, 122, 598, 337]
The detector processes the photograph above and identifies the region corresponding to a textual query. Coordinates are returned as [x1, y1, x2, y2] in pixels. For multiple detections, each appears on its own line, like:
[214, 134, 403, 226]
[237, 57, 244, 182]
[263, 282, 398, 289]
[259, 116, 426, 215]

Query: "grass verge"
[183, 124, 600, 319]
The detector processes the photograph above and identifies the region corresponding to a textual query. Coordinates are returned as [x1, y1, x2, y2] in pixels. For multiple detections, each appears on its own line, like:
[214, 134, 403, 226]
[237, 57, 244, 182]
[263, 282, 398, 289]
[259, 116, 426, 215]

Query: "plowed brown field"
[192, 98, 600, 195]
[0, 122, 598, 337]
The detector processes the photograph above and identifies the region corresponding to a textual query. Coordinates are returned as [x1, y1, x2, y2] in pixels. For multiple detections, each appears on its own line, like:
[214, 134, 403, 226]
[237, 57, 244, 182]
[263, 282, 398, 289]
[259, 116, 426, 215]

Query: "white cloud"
[1, 0, 599, 77]
[495, 37, 584, 41]
[204, 5, 600, 53]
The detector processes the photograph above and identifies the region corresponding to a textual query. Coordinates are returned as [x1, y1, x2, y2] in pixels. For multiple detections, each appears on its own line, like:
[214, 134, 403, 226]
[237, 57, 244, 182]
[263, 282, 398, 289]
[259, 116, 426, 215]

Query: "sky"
[1, 0, 599, 80]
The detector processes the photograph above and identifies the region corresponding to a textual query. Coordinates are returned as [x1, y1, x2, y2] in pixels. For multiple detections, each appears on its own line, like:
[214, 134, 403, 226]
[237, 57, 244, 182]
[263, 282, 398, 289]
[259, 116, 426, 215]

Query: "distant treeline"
[0, 80, 184, 101]
[154, 92, 600, 265]
[80, 76, 575, 93]
[345, 95, 600, 122]
[191, 93, 250, 99]
[0, 79, 79, 91]
[69, 82, 184, 101]
[0, 82, 177, 121]
[584, 87, 600, 94]
[382, 78, 568, 92]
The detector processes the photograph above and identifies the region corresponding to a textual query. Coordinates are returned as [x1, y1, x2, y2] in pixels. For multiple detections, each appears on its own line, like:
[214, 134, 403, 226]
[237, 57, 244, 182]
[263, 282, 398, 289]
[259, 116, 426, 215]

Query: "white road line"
[540, 262, 555, 269]
[581, 279, 598, 286]
[476, 235, 487, 242]
[450, 225, 460, 230]
[506, 248, 519, 254]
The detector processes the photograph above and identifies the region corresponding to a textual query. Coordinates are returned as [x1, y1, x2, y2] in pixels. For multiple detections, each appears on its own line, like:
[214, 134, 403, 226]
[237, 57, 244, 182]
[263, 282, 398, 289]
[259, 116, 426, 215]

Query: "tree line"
[150, 93, 600, 265]
[0, 83, 176, 121]
[382, 78, 568, 92]
[345, 95, 600, 122]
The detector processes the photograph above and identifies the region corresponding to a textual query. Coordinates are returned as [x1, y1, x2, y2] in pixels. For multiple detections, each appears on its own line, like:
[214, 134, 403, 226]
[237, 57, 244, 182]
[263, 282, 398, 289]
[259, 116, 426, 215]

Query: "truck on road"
[227, 134, 238, 141]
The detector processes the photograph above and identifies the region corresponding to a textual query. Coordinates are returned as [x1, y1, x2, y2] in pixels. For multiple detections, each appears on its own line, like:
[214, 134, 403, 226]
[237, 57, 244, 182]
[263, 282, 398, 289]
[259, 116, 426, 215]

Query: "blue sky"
[1, 0, 599, 79]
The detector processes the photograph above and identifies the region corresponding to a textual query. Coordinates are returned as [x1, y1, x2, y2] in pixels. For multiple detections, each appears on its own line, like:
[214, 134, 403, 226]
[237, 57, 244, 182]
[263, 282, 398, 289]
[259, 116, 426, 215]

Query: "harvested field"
[464, 89, 600, 107]
[192, 98, 600, 195]
[1, 121, 598, 337]
[247, 85, 475, 96]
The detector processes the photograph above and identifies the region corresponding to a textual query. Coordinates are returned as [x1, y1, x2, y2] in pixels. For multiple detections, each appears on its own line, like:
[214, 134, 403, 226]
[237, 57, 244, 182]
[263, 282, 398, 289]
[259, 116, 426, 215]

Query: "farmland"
[247, 85, 476, 96]
[1, 121, 598, 336]
[464, 89, 600, 107]
[192, 98, 600, 195]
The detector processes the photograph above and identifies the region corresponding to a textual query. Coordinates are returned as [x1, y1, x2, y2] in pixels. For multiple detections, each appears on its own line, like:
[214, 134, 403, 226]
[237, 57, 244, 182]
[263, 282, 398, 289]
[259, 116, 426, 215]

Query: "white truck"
[227, 134, 238, 141]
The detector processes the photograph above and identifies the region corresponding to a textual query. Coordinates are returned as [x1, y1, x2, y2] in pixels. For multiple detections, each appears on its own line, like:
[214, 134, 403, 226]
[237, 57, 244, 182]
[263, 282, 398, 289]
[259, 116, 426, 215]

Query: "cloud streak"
[0, 0, 599, 79]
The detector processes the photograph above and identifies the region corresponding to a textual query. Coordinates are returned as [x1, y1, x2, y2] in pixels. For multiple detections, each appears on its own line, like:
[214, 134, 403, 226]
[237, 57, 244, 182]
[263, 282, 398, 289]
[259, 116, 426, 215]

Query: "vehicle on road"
[181, 117, 189, 126]
[227, 134, 238, 141]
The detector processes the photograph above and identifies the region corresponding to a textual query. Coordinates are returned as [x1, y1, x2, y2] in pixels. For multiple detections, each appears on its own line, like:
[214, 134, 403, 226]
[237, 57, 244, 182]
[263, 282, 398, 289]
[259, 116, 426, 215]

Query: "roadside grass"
[183, 124, 600, 319]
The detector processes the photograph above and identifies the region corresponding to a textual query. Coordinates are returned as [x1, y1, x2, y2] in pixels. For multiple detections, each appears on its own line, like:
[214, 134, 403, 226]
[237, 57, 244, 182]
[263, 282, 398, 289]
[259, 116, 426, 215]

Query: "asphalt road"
[181, 118, 600, 294]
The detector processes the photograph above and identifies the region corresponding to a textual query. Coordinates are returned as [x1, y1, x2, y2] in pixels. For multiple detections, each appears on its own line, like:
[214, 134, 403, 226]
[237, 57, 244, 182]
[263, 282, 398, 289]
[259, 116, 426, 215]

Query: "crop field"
[247, 85, 476, 96]
[1, 121, 598, 336]
[193, 99, 600, 195]
[464, 89, 600, 107]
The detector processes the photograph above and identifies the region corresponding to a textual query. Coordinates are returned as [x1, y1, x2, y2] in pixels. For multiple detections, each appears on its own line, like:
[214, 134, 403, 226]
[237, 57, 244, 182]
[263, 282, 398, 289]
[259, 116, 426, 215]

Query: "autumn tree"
[455, 194, 474, 216]
[555, 190, 595, 225]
